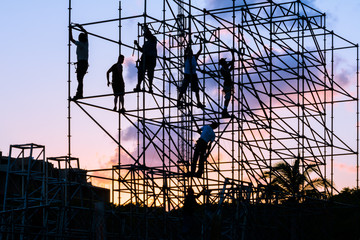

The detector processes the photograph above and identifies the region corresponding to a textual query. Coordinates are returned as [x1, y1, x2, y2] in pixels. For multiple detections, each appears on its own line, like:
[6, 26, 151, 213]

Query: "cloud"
[334, 163, 357, 174]
[206, 0, 234, 9]
[122, 125, 139, 141]
[124, 57, 138, 84]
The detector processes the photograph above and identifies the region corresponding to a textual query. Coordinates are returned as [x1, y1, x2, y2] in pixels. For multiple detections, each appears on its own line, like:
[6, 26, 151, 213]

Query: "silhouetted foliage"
[262, 156, 329, 203]
[330, 187, 360, 205]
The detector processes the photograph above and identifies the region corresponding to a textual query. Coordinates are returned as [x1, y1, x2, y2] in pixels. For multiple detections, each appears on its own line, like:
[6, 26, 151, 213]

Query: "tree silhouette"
[262, 156, 329, 203]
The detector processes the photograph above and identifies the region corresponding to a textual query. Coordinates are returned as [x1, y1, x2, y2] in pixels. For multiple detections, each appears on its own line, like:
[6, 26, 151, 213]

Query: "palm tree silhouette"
[262, 156, 329, 203]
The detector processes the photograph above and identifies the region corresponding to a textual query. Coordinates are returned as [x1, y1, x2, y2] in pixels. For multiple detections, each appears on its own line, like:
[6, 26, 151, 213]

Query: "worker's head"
[219, 58, 227, 67]
[143, 25, 152, 39]
[118, 55, 124, 64]
[78, 33, 87, 42]
[187, 187, 194, 195]
[210, 121, 219, 129]
[185, 46, 193, 57]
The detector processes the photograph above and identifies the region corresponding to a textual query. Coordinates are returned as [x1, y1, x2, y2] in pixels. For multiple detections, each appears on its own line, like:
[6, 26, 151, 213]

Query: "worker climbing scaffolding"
[219, 48, 236, 118]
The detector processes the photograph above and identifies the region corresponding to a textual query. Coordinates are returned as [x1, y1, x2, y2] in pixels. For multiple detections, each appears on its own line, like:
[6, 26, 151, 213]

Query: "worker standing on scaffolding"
[219, 48, 236, 118]
[106, 55, 125, 113]
[69, 24, 89, 100]
[190, 121, 219, 177]
[177, 40, 205, 109]
[133, 25, 157, 93]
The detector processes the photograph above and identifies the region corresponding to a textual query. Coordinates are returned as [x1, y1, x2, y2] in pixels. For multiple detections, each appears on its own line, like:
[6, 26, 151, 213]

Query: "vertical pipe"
[44, 148, 48, 237]
[296, 0, 301, 166]
[269, 0, 273, 186]
[143, 2, 148, 238]
[189, 0, 193, 190]
[67, 0, 72, 163]
[202, 7, 207, 192]
[232, 0, 235, 183]
[136, 21, 140, 197]
[357, 45, 359, 190]
[330, 32, 334, 197]
[118, 0, 122, 205]
[67, 0, 72, 205]
[323, 12, 328, 195]
[188, 0, 192, 43]
[65, 1, 72, 237]
[134, 19, 140, 233]
[237, 12, 242, 187]
[240, 8, 244, 184]
[232, 1, 236, 236]
[162, 0, 167, 235]
[187, 0, 191, 188]
[111, 167, 114, 203]
[301, 14, 306, 193]
[217, 27, 221, 192]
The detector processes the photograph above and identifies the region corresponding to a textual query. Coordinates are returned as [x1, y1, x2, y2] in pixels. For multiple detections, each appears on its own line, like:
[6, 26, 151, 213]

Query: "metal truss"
[1, 0, 354, 239]
[0, 144, 111, 239]
[65, 0, 359, 239]
[63, 0, 359, 238]
[68, 0, 358, 198]
[1, 144, 46, 239]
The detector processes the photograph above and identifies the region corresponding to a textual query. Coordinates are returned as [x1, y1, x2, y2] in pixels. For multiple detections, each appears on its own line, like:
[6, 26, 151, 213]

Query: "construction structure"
[1, 0, 359, 239]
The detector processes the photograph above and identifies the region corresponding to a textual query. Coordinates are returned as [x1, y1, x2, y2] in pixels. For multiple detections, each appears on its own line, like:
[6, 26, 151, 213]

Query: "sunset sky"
[1, 0, 359, 190]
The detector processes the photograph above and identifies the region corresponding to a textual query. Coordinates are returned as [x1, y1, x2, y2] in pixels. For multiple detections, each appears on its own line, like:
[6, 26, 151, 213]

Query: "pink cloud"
[334, 162, 357, 173]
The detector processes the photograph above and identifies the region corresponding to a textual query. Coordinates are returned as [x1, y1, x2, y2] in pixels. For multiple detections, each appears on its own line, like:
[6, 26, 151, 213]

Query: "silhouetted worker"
[133, 25, 157, 93]
[177, 40, 205, 109]
[182, 187, 203, 239]
[219, 49, 235, 118]
[69, 24, 89, 100]
[106, 55, 125, 112]
[191, 121, 219, 177]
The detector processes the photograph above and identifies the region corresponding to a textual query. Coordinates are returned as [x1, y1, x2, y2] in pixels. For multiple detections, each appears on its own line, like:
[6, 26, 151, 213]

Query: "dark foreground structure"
[1, 0, 359, 239]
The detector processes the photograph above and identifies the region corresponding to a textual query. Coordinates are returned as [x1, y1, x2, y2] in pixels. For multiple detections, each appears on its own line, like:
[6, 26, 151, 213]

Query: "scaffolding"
[1, 144, 46, 239]
[65, 0, 359, 238]
[0, 145, 110, 239]
[1, 0, 358, 239]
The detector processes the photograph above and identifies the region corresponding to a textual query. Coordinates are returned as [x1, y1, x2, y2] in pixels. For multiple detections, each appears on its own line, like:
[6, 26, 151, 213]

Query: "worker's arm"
[195, 40, 203, 60]
[69, 25, 75, 44]
[134, 40, 143, 52]
[77, 24, 88, 36]
[69, 24, 87, 44]
[106, 67, 112, 86]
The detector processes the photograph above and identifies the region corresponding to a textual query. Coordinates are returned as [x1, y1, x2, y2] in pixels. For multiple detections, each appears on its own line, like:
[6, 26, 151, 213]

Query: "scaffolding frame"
[1, 0, 358, 239]
[1, 144, 46, 239]
[64, 0, 358, 238]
